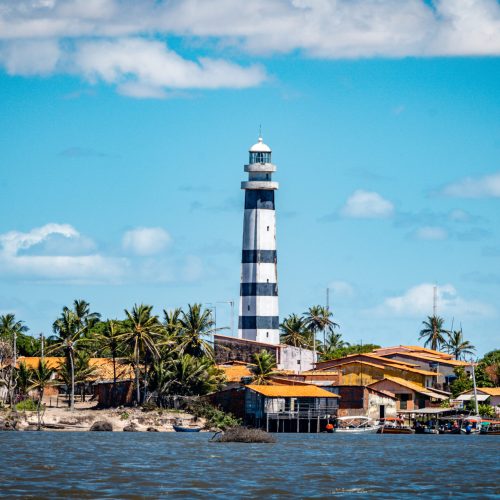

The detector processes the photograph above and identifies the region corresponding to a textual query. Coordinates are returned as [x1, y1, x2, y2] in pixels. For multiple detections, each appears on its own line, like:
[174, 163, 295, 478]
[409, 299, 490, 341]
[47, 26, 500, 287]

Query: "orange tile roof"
[217, 364, 253, 382]
[302, 370, 340, 375]
[401, 346, 453, 359]
[246, 384, 339, 398]
[382, 351, 471, 366]
[16, 357, 134, 381]
[476, 387, 500, 397]
[316, 353, 417, 369]
[369, 377, 447, 400]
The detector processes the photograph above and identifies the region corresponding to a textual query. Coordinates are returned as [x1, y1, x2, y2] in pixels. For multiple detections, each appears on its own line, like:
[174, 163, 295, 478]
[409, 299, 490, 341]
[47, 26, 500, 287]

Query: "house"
[244, 384, 340, 432]
[332, 385, 397, 420]
[372, 345, 472, 390]
[314, 353, 438, 388]
[456, 387, 500, 411]
[214, 333, 315, 372]
[367, 377, 448, 411]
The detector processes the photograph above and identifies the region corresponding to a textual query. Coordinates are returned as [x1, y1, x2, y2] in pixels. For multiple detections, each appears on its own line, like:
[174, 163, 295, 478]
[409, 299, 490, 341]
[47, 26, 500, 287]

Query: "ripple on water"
[0, 433, 499, 498]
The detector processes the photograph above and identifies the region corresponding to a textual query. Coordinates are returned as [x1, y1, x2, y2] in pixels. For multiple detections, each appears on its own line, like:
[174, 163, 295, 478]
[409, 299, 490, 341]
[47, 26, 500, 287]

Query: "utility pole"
[40, 333, 45, 360]
[433, 285, 437, 317]
[471, 359, 479, 415]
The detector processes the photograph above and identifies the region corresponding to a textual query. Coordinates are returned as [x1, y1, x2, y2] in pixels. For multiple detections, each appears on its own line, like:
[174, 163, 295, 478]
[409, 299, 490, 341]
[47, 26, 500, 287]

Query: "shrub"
[120, 411, 130, 420]
[15, 399, 38, 411]
[213, 426, 276, 443]
[187, 401, 241, 430]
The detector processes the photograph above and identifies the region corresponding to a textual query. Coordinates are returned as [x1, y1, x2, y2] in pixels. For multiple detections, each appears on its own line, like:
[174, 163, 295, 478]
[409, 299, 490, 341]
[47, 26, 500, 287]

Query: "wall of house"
[366, 392, 397, 420]
[367, 379, 418, 411]
[384, 366, 425, 386]
[278, 345, 315, 372]
[214, 336, 278, 365]
[340, 364, 384, 386]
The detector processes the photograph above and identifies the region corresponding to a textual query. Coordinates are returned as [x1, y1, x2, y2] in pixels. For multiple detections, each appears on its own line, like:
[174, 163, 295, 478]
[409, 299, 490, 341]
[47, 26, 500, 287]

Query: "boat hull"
[173, 425, 202, 432]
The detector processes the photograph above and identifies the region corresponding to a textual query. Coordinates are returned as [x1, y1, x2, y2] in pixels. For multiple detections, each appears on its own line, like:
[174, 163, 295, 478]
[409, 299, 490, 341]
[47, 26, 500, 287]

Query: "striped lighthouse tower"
[238, 136, 279, 344]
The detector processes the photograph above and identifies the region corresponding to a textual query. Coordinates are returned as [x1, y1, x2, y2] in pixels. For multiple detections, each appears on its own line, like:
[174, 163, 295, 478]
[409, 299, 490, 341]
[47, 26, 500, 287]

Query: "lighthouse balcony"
[241, 181, 279, 190]
[244, 163, 277, 173]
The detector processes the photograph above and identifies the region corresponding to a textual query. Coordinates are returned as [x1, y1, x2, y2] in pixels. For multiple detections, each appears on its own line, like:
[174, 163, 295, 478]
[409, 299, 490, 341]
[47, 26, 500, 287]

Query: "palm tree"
[15, 361, 32, 398]
[70, 299, 101, 329]
[57, 351, 96, 402]
[177, 304, 218, 360]
[0, 313, 29, 365]
[419, 315, 448, 351]
[50, 309, 87, 410]
[279, 314, 311, 348]
[250, 350, 277, 385]
[317, 332, 350, 360]
[88, 320, 123, 405]
[444, 329, 476, 360]
[304, 305, 339, 347]
[29, 359, 55, 430]
[118, 304, 163, 404]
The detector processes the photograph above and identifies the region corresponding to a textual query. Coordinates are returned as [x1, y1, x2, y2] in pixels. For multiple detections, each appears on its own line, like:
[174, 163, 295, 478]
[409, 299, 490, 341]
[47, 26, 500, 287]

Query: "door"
[379, 405, 385, 420]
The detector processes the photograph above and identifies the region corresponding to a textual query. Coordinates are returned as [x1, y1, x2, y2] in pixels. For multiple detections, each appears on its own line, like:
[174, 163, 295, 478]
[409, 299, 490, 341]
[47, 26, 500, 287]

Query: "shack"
[245, 384, 339, 432]
[332, 385, 397, 420]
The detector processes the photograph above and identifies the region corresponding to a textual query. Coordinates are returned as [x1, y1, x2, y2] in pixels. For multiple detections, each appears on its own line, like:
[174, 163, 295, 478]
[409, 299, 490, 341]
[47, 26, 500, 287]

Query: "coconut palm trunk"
[69, 349, 75, 411]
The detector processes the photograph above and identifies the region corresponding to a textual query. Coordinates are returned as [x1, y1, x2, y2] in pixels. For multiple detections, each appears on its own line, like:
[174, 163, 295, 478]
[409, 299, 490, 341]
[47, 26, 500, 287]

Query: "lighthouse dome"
[249, 136, 271, 153]
[249, 136, 271, 164]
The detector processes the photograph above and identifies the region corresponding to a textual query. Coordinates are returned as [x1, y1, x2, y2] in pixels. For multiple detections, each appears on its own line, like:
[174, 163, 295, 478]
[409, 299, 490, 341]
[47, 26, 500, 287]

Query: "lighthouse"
[238, 136, 279, 344]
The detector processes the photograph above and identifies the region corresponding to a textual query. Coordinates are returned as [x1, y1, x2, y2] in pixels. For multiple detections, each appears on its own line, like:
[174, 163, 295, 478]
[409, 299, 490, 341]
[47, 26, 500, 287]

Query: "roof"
[217, 364, 253, 382]
[316, 353, 418, 369]
[301, 370, 340, 376]
[249, 136, 271, 153]
[246, 384, 339, 398]
[16, 356, 134, 382]
[368, 377, 447, 400]
[456, 394, 490, 402]
[381, 351, 470, 367]
[460, 387, 500, 397]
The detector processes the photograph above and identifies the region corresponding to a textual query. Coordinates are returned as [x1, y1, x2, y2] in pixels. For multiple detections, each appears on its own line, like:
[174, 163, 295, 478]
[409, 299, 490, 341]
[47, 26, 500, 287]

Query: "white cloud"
[373, 283, 495, 318]
[341, 190, 394, 219]
[0, 223, 127, 284]
[122, 227, 172, 256]
[1, 0, 500, 96]
[442, 172, 500, 198]
[415, 226, 448, 240]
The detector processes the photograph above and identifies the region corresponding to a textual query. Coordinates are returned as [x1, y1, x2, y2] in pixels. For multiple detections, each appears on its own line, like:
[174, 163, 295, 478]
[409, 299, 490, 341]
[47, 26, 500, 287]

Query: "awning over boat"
[455, 394, 489, 402]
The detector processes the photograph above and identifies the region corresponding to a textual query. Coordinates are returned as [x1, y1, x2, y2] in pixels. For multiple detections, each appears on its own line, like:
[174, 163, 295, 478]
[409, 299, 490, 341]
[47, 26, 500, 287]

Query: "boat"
[173, 425, 202, 432]
[460, 416, 481, 434]
[378, 417, 415, 434]
[480, 420, 500, 435]
[334, 416, 380, 434]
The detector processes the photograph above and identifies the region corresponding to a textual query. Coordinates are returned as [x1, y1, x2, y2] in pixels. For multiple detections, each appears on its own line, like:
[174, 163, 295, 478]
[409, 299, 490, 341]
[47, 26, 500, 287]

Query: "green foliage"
[188, 401, 241, 431]
[250, 350, 277, 385]
[443, 329, 475, 360]
[280, 314, 311, 348]
[450, 367, 473, 397]
[477, 349, 500, 386]
[57, 351, 96, 388]
[478, 404, 495, 418]
[320, 343, 381, 361]
[15, 398, 38, 411]
[15, 361, 33, 396]
[120, 411, 130, 420]
[419, 315, 448, 351]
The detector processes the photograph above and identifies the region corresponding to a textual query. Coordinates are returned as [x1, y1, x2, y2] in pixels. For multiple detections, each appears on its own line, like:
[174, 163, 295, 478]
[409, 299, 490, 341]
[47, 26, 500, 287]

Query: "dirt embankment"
[0, 401, 204, 432]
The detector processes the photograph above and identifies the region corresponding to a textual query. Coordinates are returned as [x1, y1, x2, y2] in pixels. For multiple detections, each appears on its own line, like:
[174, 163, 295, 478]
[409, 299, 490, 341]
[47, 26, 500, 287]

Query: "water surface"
[0, 433, 498, 498]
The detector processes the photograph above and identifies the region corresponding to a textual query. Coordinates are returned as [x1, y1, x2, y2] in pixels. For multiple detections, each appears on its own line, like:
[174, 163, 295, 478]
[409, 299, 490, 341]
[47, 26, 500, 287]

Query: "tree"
[280, 314, 311, 348]
[57, 351, 96, 401]
[118, 304, 163, 404]
[443, 329, 476, 360]
[50, 308, 88, 410]
[319, 343, 380, 361]
[304, 305, 339, 349]
[15, 361, 32, 398]
[0, 313, 29, 363]
[419, 315, 448, 351]
[0, 340, 15, 406]
[87, 320, 124, 406]
[250, 350, 277, 385]
[450, 366, 473, 397]
[177, 304, 218, 360]
[477, 349, 500, 387]
[29, 360, 55, 430]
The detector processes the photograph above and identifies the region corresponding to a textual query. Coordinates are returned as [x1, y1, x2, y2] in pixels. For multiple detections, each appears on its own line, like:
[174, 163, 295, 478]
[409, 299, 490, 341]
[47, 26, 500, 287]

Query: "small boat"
[460, 416, 481, 435]
[378, 417, 414, 434]
[334, 416, 380, 434]
[480, 420, 500, 435]
[173, 425, 202, 432]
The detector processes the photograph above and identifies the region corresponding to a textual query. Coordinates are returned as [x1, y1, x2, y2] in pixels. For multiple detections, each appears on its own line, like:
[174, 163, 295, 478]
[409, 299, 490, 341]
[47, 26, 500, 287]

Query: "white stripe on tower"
[238, 135, 279, 345]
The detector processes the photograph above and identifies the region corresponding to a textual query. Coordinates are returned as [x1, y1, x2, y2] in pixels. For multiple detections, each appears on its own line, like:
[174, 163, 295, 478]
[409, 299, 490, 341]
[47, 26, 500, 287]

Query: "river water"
[0, 432, 498, 498]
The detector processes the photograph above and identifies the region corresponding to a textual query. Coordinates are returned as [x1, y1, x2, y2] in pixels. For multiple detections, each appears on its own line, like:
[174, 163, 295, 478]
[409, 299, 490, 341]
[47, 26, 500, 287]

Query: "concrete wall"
[278, 346, 315, 373]
[366, 392, 397, 420]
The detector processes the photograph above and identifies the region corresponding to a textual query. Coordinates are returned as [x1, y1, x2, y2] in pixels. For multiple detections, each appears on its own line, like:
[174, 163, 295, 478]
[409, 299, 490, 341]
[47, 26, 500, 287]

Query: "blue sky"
[1, 0, 499, 355]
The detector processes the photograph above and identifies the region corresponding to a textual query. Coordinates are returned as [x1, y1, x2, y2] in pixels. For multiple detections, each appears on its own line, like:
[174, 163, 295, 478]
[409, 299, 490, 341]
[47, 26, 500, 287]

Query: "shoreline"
[0, 400, 205, 432]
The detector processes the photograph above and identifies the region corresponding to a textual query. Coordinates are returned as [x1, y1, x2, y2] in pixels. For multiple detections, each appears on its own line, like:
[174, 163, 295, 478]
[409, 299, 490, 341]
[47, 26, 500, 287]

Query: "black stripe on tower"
[238, 316, 280, 329]
[244, 190, 275, 210]
[240, 283, 278, 296]
[241, 250, 277, 263]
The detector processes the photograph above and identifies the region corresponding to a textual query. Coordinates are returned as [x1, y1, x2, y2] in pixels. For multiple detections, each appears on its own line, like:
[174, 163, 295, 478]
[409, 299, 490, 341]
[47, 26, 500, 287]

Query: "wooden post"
[308, 417, 311, 433]
[266, 414, 269, 433]
[317, 415, 320, 433]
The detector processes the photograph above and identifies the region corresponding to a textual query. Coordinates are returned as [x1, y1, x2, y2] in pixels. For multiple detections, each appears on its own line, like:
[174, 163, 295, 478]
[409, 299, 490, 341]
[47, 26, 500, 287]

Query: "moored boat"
[378, 417, 414, 434]
[173, 425, 202, 432]
[334, 416, 380, 434]
[479, 420, 500, 435]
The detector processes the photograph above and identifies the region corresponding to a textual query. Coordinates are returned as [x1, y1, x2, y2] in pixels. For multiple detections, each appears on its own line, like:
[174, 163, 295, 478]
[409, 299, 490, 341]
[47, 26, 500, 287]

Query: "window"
[297, 360, 301, 365]
[267, 279, 269, 283]
[267, 226, 269, 231]
[266, 332, 269, 338]
[247, 305, 250, 311]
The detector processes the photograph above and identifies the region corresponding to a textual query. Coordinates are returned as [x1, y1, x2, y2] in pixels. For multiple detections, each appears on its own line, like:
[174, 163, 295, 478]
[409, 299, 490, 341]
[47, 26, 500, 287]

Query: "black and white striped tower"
[238, 136, 279, 344]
